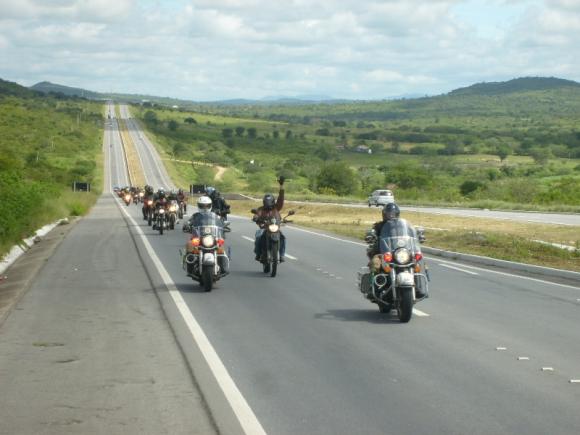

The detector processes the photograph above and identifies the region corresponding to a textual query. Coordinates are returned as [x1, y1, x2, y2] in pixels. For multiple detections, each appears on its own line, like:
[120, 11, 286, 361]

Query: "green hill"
[30, 81, 101, 99]
[0, 78, 41, 98]
[448, 77, 580, 96]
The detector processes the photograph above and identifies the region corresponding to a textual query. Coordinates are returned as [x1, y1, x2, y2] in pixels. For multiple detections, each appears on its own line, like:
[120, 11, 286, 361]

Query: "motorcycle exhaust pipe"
[185, 254, 196, 264]
[374, 274, 388, 288]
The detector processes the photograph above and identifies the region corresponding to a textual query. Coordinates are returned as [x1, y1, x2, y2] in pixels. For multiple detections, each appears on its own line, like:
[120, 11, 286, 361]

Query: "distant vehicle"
[368, 189, 395, 207]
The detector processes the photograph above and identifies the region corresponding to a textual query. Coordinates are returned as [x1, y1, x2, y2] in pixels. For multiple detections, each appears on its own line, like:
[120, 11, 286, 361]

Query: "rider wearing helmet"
[177, 188, 187, 213]
[252, 176, 286, 262]
[197, 195, 212, 212]
[206, 186, 230, 220]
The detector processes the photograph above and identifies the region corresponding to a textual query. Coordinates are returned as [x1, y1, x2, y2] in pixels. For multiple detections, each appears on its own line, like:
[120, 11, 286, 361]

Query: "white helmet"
[197, 196, 212, 211]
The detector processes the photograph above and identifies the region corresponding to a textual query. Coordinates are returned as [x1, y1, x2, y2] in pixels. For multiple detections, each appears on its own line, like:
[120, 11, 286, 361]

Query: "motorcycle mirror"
[251, 208, 257, 214]
[288, 210, 295, 216]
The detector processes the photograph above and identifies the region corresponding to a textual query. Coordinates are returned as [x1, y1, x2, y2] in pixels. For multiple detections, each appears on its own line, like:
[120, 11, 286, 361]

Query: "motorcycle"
[181, 213, 231, 292]
[252, 209, 295, 277]
[134, 191, 144, 204]
[123, 192, 132, 206]
[357, 220, 429, 323]
[167, 200, 178, 230]
[153, 206, 167, 235]
[178, 199, 186, 219]
[143, 198, 154, 225]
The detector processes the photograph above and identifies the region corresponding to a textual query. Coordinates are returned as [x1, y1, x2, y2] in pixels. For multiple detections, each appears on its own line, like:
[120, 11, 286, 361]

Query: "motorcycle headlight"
[159, 208, 165, 214]
[139, 192, 144, 197]
[394, 248, 411, 264]
[125, 195, 131, 200]
[268, 224, 279, 233]
[202, 235, 215, 248]
[169, 206, 176, 212]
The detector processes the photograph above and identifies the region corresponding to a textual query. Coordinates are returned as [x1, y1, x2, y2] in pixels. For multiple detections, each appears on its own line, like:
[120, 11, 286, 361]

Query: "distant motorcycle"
[154, 206, 167, 235]
[357, 220, 429, 323]
[143, 198, 154, 225]
[181, 213, 230, 292]
[167, 200, 178, 230]
[123, 193, 132, 206]
[252, 209, 294, 277]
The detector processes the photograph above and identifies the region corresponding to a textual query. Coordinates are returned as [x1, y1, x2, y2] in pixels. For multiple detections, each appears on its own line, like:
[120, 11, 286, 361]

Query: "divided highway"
[114, 105, 580, 434]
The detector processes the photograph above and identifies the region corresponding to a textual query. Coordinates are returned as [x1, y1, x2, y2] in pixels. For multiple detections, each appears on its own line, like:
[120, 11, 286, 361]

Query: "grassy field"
[0, 82, 104, 257]
[229, 199, 580, 272]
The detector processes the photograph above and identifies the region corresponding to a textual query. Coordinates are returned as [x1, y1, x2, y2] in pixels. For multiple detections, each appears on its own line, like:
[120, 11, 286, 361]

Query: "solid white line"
[117, 199, 266, 435]
[434, 257, 580, 290]
[439, 263, 479, 275]
[285, 254, 298, 261]
[285, 226, 367, 247]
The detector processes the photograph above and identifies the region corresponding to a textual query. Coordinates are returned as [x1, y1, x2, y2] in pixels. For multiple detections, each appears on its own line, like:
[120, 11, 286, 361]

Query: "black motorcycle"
[357, 219, 429, 323]
[181, 213, 230, 292]
[252, 210, 294, 277]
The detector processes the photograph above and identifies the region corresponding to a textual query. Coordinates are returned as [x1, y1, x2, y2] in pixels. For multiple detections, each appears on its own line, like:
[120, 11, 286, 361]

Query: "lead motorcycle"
[181, 212, 230, 291]
[252, 209, 294, 277]
[357, 219, 429, 323]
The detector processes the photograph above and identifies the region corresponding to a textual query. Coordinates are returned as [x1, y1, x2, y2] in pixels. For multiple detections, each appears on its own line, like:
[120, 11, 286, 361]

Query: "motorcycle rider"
[152, 188, 168, 230]
[367, 202, 427, 298]
[186, 196, 229, 274]
[142, 185, 155, 219]
[252, 176, 286, 262]
[205, 186, 230, 221]
[177, 188, 188, 214]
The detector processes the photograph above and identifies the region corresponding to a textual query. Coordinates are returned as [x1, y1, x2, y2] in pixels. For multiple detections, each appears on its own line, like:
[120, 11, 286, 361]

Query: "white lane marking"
[438, 263, 479, 276]
[517, 356, 530, 361]
[413, 309, 430, 317]
[434, 258, 580, 290]
[570, 379, 580, 383]
[117, 198, 266, 435]
[240, 235, 297, 260]
[496, 347, 507, 351]
[281, 226, 579, 290]
[541, 367, 554, 372]
[285, 226, 367, 247]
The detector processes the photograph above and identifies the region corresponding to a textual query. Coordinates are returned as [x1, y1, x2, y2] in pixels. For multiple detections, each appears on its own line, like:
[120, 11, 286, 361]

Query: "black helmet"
[205, 186, 216, 198]
[262, 193, 275, 209]
[382, 203, 400, 220]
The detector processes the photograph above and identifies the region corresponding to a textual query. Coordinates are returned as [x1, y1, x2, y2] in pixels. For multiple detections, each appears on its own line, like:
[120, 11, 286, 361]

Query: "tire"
[202, 266, 213, 292]
[158, 219, 163, 235]
[169, 216, 175, 230]
[148, 212, 152, 226]
[368, 203, 371, 208]
[397, 288, 413, 323]
[263, 262, 270, 273]
[270, 240, 279, 277]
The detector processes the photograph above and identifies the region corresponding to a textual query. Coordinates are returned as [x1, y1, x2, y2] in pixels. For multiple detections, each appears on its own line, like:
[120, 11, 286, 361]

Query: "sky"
[1, 0, 579, 101]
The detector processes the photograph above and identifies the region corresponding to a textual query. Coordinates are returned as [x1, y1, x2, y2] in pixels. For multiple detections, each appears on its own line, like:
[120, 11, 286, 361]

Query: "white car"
[368, 189, 395, 207]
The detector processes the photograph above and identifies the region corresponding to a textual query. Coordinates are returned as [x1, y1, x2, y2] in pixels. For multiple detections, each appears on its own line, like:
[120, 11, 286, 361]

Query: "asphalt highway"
[117, 106, 580, 434]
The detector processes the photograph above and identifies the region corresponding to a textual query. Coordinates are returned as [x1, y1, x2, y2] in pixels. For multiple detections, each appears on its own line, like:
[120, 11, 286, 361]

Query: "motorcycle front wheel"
[397, 287, 413, 323]
[270, 240, 279, 277]
[202, 266, 213, 292]
[158, 219, 164, 235]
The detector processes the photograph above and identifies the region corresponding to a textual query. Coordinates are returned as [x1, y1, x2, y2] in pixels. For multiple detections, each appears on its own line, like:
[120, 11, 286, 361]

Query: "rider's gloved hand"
[278, 175, 285, 186]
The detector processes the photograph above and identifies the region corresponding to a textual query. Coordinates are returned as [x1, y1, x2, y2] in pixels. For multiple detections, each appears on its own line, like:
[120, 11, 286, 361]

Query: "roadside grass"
[228, 199, 580, 272]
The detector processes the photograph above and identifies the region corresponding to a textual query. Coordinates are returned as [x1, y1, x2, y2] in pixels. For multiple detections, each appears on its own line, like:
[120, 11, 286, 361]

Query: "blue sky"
[0, 0, 578, 101]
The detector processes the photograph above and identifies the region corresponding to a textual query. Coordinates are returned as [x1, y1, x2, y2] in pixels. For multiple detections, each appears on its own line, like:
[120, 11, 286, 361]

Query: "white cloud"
[0, 0, 579, 100]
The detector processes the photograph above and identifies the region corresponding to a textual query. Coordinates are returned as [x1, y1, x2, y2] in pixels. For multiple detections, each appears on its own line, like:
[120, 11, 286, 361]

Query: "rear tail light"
[217, 238, 225, 247]
[383, 252, 393, 263]
[415, 253, 423, 261]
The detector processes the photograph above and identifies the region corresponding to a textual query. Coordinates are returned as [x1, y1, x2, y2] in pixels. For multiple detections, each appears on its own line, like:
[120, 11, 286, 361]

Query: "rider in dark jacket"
[252, 176, 286, 261]
[206, 186, 230, 220]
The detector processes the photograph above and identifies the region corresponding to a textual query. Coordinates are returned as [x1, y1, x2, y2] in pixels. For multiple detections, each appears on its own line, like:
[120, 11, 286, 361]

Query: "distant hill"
[448, 77, 580, 96]
[30, 81, 102, 99]
[0, 78, 41, 98]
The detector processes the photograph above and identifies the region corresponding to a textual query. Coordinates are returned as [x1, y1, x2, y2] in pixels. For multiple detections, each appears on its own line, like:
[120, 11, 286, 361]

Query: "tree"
[285, 130, 293, 139]
[316, 161, 358, 196]
[247, 127, 257, 139]
[144, 110, 158, 125]
[273, 130, 279, 139]
[222, 128, 233, 138]
[235, 126, 245, 137]
[496, 144, 512, 162]
[184, 117, 197, 124]
[168, 120, 178, 131]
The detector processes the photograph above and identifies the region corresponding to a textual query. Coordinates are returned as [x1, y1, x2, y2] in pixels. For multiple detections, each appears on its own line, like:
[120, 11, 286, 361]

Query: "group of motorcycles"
[115, 184, 430, 323]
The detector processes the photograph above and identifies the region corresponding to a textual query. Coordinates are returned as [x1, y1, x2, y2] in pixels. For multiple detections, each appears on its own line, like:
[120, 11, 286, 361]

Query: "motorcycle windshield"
[379, 219, 419, 253]
[190, 212, 224, 238]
